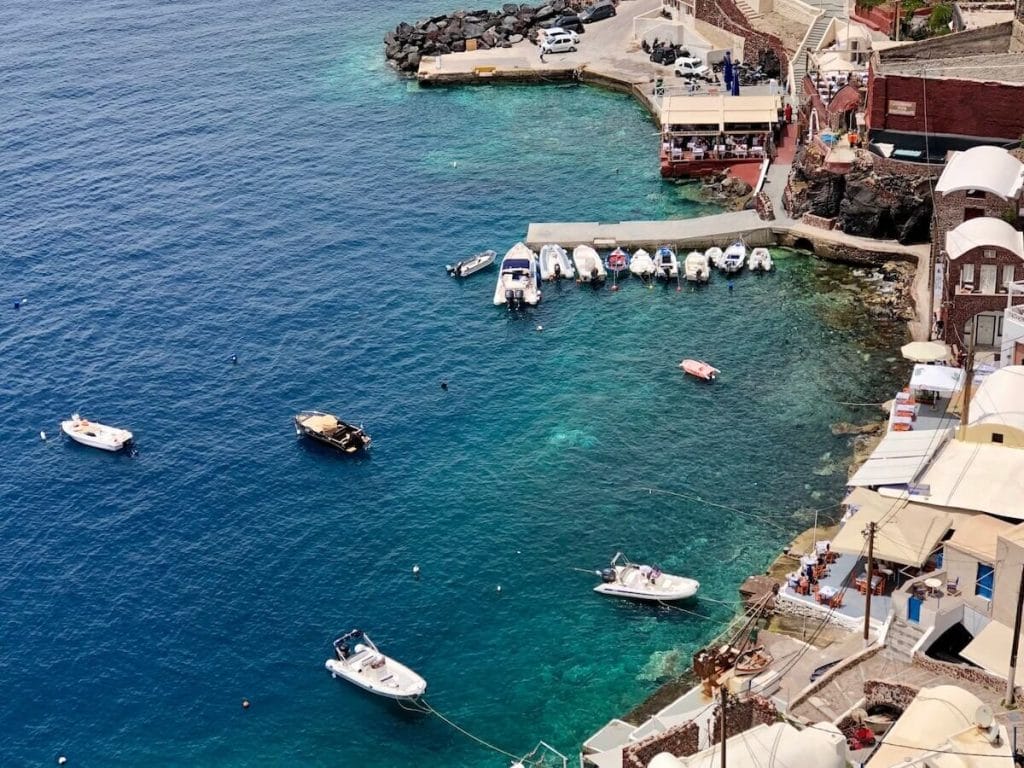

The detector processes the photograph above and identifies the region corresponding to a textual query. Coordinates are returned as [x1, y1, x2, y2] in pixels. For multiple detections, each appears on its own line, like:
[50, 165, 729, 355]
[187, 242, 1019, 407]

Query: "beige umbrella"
[901, 340, 951, 363]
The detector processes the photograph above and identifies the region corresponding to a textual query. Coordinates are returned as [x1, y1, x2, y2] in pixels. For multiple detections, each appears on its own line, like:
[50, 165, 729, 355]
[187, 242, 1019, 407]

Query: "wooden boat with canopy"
[294, 410, 371, 454]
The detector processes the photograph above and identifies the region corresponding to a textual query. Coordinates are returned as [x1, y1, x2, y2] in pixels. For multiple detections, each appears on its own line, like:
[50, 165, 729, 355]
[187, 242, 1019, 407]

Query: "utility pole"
[864, 521, 877, 646]
[719, 684, 728, 768]
[1006, 565, 1024, 706]
[960, 339, 976, 438]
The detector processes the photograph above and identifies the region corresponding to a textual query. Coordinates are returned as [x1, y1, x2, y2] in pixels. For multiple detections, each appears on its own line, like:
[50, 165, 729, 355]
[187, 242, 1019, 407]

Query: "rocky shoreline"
[385, 1, 588, 73]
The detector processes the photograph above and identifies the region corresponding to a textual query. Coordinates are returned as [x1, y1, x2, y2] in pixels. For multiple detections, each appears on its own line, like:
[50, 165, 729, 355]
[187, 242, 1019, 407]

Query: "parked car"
[540, 33, 579, 54]
[674, 58, 710, 78]
[537, 27, 581, 45]
[579, 1, 616, 23]
[541, 14, 585, 33]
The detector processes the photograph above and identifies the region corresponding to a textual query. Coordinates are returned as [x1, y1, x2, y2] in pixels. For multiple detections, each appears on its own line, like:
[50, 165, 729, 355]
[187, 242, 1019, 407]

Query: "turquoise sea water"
[1, 0, 907, 765]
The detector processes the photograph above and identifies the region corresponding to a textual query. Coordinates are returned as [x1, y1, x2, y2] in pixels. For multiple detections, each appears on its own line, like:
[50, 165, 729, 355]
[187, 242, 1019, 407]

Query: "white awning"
[833, 489, 953, 566]
[909, 364, 965, 395]
[848, 429, 951, 487]
[960, 620, 1020, 679]
[661, 94, 780, 131]
[946, 515, 1016, 561]
[914, 439, 1024, 519]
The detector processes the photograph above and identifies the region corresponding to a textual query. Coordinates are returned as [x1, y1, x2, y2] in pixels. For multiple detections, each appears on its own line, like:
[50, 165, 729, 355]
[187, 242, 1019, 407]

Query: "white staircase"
[885, 618, 928, 660]
[734, 0, 762, 19]
[788, 13, 833, 96]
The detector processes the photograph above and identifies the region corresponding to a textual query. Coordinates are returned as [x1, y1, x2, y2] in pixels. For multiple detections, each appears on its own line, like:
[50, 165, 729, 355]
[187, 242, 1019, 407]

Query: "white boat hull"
[325, 648, 426, 701]
[573, 245, 606, 283]
[594, 565, 700, 602]
[747, 248, 773, 272]
[629, 249, 655, 278]
[60, 416, 133, 452]
[683, 252, 711, 283]
[493, 243, 542, 307]
[721, 242, 747, 273]
[539, 244, 575, 281]
[705, 247, 723, 267]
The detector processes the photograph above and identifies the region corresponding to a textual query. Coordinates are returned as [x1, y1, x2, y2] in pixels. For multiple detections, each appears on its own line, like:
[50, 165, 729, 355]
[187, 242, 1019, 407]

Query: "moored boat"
[606, 247, 630, 277]
[747, 247, 773, 272]
[704, 246, 723, 268]
[594, 552, 700, 602]
[720, 240, 746, 273]
[325, 629, 426, 700]
[446, 249, 496, 278]
[493, 243, 542, 307]
[538, 244, 574, 281]
[628, 248, 656, 279]
[60, 414, 133, 452]
[654, 245, 679, 281]
[294, 410, 371, 453]
[683, 250, 711, 283]
[679, 359, 719, 381]
[573, 245, 607, 284]
[733, 645, 774, 676]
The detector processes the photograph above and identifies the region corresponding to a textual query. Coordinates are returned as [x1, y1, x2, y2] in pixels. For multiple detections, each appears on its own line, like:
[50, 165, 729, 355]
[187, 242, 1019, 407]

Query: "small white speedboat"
[747, 247, 773, 272]
[446, 249, 496, 278]
[539, 244, 575, 281]
[60, 413, 133, 452]
[594, 553, 699, 602]
[629, 249, 655, 279]
[654, 245, 679, 281]
[493, 243, 542, 308]
[720, 240, 746, 273]
[573, 245, 606, 283]
[704, 246, 723, 268]
[683, 251, 711, 283]
[325, 629, 426, 701]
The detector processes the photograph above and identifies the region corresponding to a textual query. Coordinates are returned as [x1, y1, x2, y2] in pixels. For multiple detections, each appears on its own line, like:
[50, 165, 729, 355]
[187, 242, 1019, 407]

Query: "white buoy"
[40, 431, 47, 441]
[496, 585, 502, 593]
[452, 160, 458, 168]
[57, 757, 67, 766]
[412, 564, 420, 576]
[536, 324, 543, 332]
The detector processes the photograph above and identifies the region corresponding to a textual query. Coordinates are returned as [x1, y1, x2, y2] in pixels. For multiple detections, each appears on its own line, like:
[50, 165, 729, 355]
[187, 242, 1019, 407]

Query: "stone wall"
[694, 0, 789, 74]
[788, 644, 884, 711]
[755, 191, 775, 221]
[912, 652, 1023, 698]
[801, 213, 834, 230]
[863, 679, 919, 711]
[622, 696, 779, 767]
[941, 243, 1024, 347]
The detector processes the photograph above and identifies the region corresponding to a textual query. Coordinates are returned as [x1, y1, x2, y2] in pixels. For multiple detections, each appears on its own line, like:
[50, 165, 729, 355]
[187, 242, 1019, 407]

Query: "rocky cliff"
[785, 144, 933, 244]
[385, 1, 588, 73]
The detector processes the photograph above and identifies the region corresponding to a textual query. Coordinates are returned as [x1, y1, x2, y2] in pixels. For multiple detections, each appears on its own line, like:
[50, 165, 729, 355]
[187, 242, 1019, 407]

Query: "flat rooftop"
[877, 52, 1024, 85]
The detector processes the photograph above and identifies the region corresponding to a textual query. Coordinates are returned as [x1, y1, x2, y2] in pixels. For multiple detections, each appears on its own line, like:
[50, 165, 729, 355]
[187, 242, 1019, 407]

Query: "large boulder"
[508, 33, 524, 43]
[463, 21, 487, 38]
[500, 15, 519, 31]
[502, 2, 520, 13]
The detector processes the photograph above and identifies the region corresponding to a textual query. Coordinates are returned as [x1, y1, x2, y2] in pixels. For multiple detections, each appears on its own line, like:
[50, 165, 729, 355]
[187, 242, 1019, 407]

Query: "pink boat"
[679, 359, 720, 381]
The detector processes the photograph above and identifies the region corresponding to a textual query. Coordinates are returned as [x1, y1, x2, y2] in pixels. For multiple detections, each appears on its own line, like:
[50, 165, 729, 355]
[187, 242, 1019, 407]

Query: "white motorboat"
[325, 629, 426, 701]
[446, 249, 496, 278]
[654, 246, 679, 281]
[720, 240, 746, 273]
[704, 246, 723, 268]
[747, 247, 774, 272]
[629, 248, 656, 279]
[538, 244, 575, 281]
[683, 250, 711, 283]
[573, 245, 607, 283]
[60, 413, 133, 452]
[594, 553, 699, 602]
[493, 243, 542, 308]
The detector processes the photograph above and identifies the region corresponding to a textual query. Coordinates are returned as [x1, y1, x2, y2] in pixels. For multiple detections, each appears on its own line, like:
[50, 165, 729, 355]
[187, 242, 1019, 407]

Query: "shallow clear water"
[0, 0, 907, 765]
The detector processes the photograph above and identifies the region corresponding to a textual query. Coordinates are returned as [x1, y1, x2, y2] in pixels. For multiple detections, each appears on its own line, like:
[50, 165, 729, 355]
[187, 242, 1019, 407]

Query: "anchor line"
[403, 696, 549, 766]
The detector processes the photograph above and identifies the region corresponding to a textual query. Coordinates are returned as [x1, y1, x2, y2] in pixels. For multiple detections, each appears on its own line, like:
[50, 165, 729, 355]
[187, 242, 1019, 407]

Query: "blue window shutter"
[976, 563, 995, 600]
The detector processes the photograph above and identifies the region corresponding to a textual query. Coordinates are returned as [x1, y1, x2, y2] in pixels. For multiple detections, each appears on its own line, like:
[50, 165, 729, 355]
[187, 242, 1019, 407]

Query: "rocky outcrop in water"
[785, 145, 933, 244]
[385, 1, 588, 73]
[698, 172, 753, 210]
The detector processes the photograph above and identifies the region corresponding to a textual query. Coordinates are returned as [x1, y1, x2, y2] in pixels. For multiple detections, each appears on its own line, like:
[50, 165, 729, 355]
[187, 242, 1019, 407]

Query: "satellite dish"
[852, 708, 868, 722]
[975, 704, 994, 729]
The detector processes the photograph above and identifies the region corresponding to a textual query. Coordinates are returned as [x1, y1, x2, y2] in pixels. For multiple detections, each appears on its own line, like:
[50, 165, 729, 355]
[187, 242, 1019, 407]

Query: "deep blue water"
[1, 1, 907, 765]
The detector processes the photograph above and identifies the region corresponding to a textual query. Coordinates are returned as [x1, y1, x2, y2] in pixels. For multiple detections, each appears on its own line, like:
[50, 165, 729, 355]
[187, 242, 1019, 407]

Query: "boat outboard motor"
[505, 288, 515, 307]
[601, 567, 617, 583]
[590, 266, 598, 281]
[514, 288, 525, 307]
[554, 262, 561, 278]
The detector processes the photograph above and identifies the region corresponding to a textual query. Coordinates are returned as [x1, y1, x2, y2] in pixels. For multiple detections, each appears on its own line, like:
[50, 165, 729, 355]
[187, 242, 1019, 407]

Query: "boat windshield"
[502, 258, 531, 271]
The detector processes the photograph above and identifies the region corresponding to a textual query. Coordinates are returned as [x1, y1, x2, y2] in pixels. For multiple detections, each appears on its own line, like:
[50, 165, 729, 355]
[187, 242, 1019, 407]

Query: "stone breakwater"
[385, 1, 588, 73]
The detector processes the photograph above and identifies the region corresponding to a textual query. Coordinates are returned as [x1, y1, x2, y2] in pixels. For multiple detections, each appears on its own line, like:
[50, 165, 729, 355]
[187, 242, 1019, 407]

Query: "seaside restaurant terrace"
[659, 94, 782, 178]
[779, 489, 954, 626]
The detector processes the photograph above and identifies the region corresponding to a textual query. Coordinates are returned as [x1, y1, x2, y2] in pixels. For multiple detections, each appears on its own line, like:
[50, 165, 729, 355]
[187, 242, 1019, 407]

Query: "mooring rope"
[402, 696, 544, 765]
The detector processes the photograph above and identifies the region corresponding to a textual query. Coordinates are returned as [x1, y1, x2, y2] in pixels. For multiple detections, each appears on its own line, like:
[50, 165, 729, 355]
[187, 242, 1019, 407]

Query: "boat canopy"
[301, 413, 339, 432]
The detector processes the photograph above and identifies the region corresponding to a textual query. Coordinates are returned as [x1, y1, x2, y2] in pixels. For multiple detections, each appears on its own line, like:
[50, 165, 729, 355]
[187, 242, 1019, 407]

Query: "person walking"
[539, 46, 546, 63]
[784, 102, 793, 124]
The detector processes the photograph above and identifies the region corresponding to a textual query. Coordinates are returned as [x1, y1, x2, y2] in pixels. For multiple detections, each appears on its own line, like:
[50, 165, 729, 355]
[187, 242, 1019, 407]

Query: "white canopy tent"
[833, 489, 953, 567]
[909, 364, 964, 395]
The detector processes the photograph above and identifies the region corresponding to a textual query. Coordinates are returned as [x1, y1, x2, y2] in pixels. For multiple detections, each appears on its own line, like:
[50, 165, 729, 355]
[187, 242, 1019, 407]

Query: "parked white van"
[540, 32, 580, 54]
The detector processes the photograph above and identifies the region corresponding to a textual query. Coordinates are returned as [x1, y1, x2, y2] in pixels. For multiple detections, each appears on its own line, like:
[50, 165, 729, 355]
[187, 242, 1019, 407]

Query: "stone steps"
[734, 0, 762, 19]
[885, 618, 927, 660]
